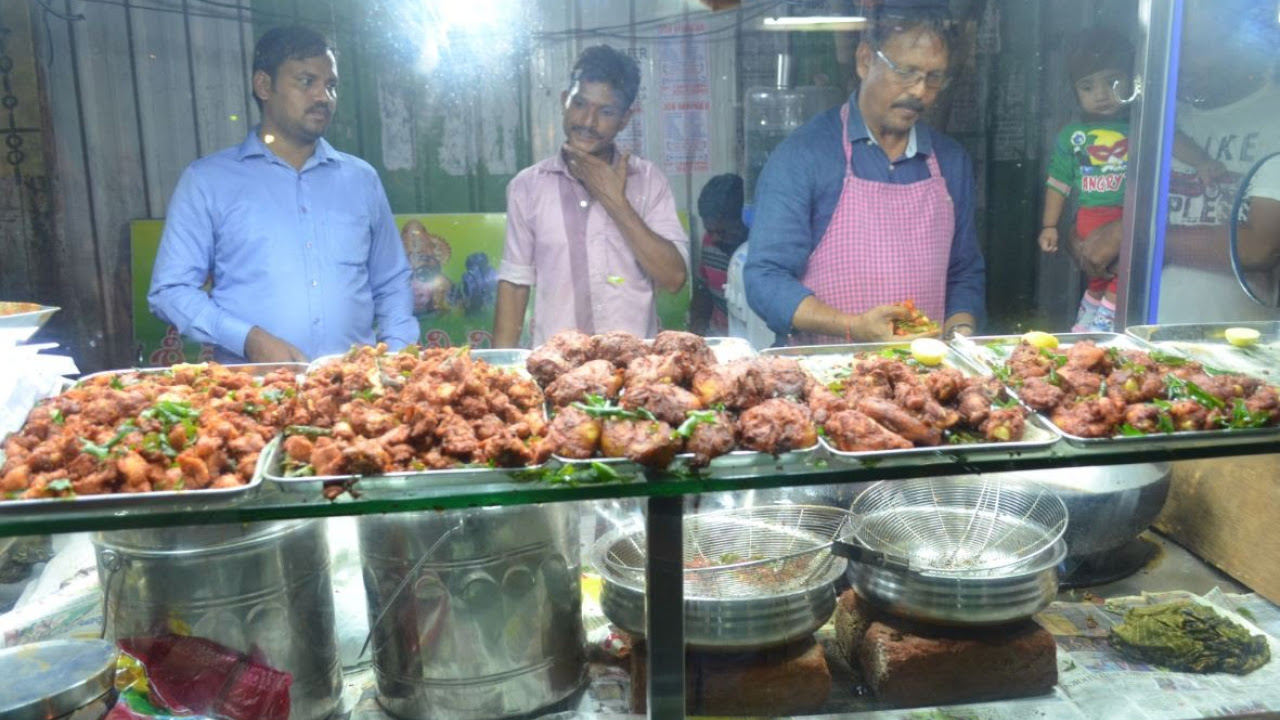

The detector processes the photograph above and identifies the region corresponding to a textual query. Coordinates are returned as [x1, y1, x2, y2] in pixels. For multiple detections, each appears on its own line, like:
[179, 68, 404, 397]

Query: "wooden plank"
[128, 1, 199, 217]
[73, 2, 149, 368]
[1154, 456, 1280, 604]
[32, 0, 111, 371]
[187, 2, 253, 160]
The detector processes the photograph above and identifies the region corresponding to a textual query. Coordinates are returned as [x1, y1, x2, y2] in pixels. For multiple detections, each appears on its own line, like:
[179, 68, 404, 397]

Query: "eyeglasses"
[875, 49, 951, 90]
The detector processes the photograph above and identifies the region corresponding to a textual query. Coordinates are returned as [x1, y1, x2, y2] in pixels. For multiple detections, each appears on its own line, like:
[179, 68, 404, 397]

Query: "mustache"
[892, 98, 926, 113]
[570, 126, 603, 140]
[308, 104, 331, 116]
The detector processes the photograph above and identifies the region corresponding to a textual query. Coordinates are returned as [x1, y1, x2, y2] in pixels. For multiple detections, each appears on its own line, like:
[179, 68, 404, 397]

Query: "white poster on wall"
[657, 22, 711, 175]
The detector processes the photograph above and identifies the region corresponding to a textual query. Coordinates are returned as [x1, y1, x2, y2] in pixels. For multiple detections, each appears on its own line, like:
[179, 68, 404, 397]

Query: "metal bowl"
[843, 536, 1066, 627]
[592, 524, 847, 652]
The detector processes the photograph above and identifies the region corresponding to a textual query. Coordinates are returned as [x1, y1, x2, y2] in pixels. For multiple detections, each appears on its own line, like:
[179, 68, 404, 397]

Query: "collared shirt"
[498, 152, 690, 347]
[148, 129, 418, 362]
[744, 94, 986, 338]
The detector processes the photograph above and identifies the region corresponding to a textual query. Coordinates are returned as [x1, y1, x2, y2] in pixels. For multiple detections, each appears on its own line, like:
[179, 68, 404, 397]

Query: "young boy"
[1038, 28, 1134, 332]
[691, 174, 748, 336]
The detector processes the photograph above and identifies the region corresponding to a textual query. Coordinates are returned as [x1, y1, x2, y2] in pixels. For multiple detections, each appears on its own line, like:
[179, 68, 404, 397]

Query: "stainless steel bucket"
[359, 505, 586, 720]
[94, 521, 342, 720]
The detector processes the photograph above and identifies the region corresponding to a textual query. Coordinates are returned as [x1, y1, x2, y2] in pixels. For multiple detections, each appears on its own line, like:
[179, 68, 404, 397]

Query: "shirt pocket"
[325, 212, 372, 265]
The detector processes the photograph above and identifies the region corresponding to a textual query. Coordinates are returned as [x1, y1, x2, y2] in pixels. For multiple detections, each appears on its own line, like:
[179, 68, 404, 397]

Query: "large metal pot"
[94, 521, 343, 720]
[993, 463, 1171, 562]
[358, 505, 585, 720]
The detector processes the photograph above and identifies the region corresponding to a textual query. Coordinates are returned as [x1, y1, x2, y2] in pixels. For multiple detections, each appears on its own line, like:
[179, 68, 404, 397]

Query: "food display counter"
[2, 327, 1279, 719]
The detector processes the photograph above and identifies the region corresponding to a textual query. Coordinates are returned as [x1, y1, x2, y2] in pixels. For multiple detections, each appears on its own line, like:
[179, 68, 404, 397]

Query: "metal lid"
[0, 639, 118, 720]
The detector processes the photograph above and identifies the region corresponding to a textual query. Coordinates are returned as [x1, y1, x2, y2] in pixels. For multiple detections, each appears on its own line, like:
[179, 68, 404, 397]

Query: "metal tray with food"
[0, 362, 303, 512]
[268, 346, 551, 495]
[761, 342, 1061, 464]
[951, 332, 1280, 447]
[1126, 321, 1280, 380]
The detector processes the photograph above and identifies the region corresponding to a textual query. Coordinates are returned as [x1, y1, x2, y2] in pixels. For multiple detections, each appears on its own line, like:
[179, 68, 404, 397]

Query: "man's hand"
[1068, 219, 1122, 278]
[1038, 227, 1059, 253]
[563, 143, 627, 205]
[846, 304, 910, 341]
[244, 326, 307, 363]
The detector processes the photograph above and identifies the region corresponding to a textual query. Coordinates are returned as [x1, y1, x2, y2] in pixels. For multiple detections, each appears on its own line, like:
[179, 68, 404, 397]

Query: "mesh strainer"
[600, 504, 854, 598]
[847, 477, 1068, 575]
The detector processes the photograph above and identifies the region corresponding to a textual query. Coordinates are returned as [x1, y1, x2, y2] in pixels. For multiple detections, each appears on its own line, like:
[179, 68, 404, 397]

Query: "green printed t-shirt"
[1046, 120, 1129, 208]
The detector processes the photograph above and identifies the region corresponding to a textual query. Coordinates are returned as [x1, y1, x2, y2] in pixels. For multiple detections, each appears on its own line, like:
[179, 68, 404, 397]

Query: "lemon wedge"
[1021, 330, 1060, 349]
[1224, 327, 1261, 347]
[910, 338, 948, 366]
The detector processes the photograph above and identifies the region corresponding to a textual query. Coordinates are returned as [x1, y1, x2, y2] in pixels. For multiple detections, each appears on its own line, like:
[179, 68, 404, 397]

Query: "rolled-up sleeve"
[367, 182, 418, 350]
[944, 152, 986, 326]
[498, 174, 537, 286]
[148, 167, 255, 356]
[744, 138, 819, 337]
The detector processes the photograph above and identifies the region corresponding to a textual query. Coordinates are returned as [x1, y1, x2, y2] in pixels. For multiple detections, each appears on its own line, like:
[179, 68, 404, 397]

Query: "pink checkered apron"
[795, 103, 954, 344]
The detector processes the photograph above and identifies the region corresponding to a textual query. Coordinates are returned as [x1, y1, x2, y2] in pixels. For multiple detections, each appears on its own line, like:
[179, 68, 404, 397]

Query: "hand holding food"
[891, 299, 941, 337]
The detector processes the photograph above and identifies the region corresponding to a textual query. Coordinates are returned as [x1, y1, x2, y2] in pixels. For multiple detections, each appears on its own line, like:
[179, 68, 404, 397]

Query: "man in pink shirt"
[492, 45, 689, 348]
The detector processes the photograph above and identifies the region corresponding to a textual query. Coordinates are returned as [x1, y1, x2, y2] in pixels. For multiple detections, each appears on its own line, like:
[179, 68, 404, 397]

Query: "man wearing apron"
[744, 0, 985, 345]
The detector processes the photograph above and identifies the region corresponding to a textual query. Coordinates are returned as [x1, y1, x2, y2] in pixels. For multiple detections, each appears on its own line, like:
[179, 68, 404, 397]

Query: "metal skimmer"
[601, 504, 855, 598]
[849, 477, 1069, 575]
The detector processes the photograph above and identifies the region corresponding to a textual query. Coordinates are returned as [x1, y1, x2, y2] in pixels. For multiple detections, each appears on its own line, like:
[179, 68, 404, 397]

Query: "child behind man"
[691, 174, 748, 336]
[1038, 28, 1134, 332]
[1039, 28, 1227, 332]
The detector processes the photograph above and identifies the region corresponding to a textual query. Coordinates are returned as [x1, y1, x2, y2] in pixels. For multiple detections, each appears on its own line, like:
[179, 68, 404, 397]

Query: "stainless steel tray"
[1126, 322, 1280, 380]
[271, 348, 547, 493]
[761, 342, 1062, 463]
[0, 362, 298, 511]
[952, 332, 1280, 447]
[306, 347, 534, 377]
[76, 361, 308, 384]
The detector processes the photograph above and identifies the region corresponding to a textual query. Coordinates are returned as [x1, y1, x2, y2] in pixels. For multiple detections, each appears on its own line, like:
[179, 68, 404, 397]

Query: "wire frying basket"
[849, 478, 1069, 575]
[600, 505, 855, 598]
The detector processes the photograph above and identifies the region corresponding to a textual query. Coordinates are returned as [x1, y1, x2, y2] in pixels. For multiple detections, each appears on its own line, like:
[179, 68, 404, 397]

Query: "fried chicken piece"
[621, 383, 703, 427]
[1051, 396, 1126, 438]
[1167, 399, 1211, 431]
[924, 367, 967, 404]
[1107, 368, 1166, 403]
[1124, 403, 1163, 433]
[541, 405, 602, 461]
[855, 397, 942, 446]
[591, 331, 648, 369]
[624, 353, 694, 389]
[754, 356, 812, 400]
[1018, 376, 1065, 412]
[1057, 368, 1104, 398]
[806, 384, 849, 425]
[979, 407, 1026, 442]
[1245, 385, 1280, 423]
[652, 330, 715, 368]
[956, 387, 992, 427]
[526, 330, 593, 386]
[544, 359, 624, 408]
[738, 398, 818, 455]
[343, 438, 392, 475]
[823, 409, 912, 452]
[691, 360, 766, 410]
[600, 418, 680, 468]
[1065, 340, 1110, 371]
[479, 430, 536, 468]
[683, 411, 737, 467]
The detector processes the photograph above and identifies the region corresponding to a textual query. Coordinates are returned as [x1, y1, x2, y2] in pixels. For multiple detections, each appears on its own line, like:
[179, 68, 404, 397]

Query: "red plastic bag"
[116, 634, 291, 720]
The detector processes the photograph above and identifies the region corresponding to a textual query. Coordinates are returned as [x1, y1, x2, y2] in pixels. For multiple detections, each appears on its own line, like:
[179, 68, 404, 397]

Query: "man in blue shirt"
[149, 26, 417, 362]
[744, 0, 985, 344]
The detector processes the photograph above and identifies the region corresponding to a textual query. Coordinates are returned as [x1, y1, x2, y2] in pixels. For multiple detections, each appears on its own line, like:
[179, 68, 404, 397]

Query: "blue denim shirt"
[148, 130, 417, 361]
[744, 95, 986, 339]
